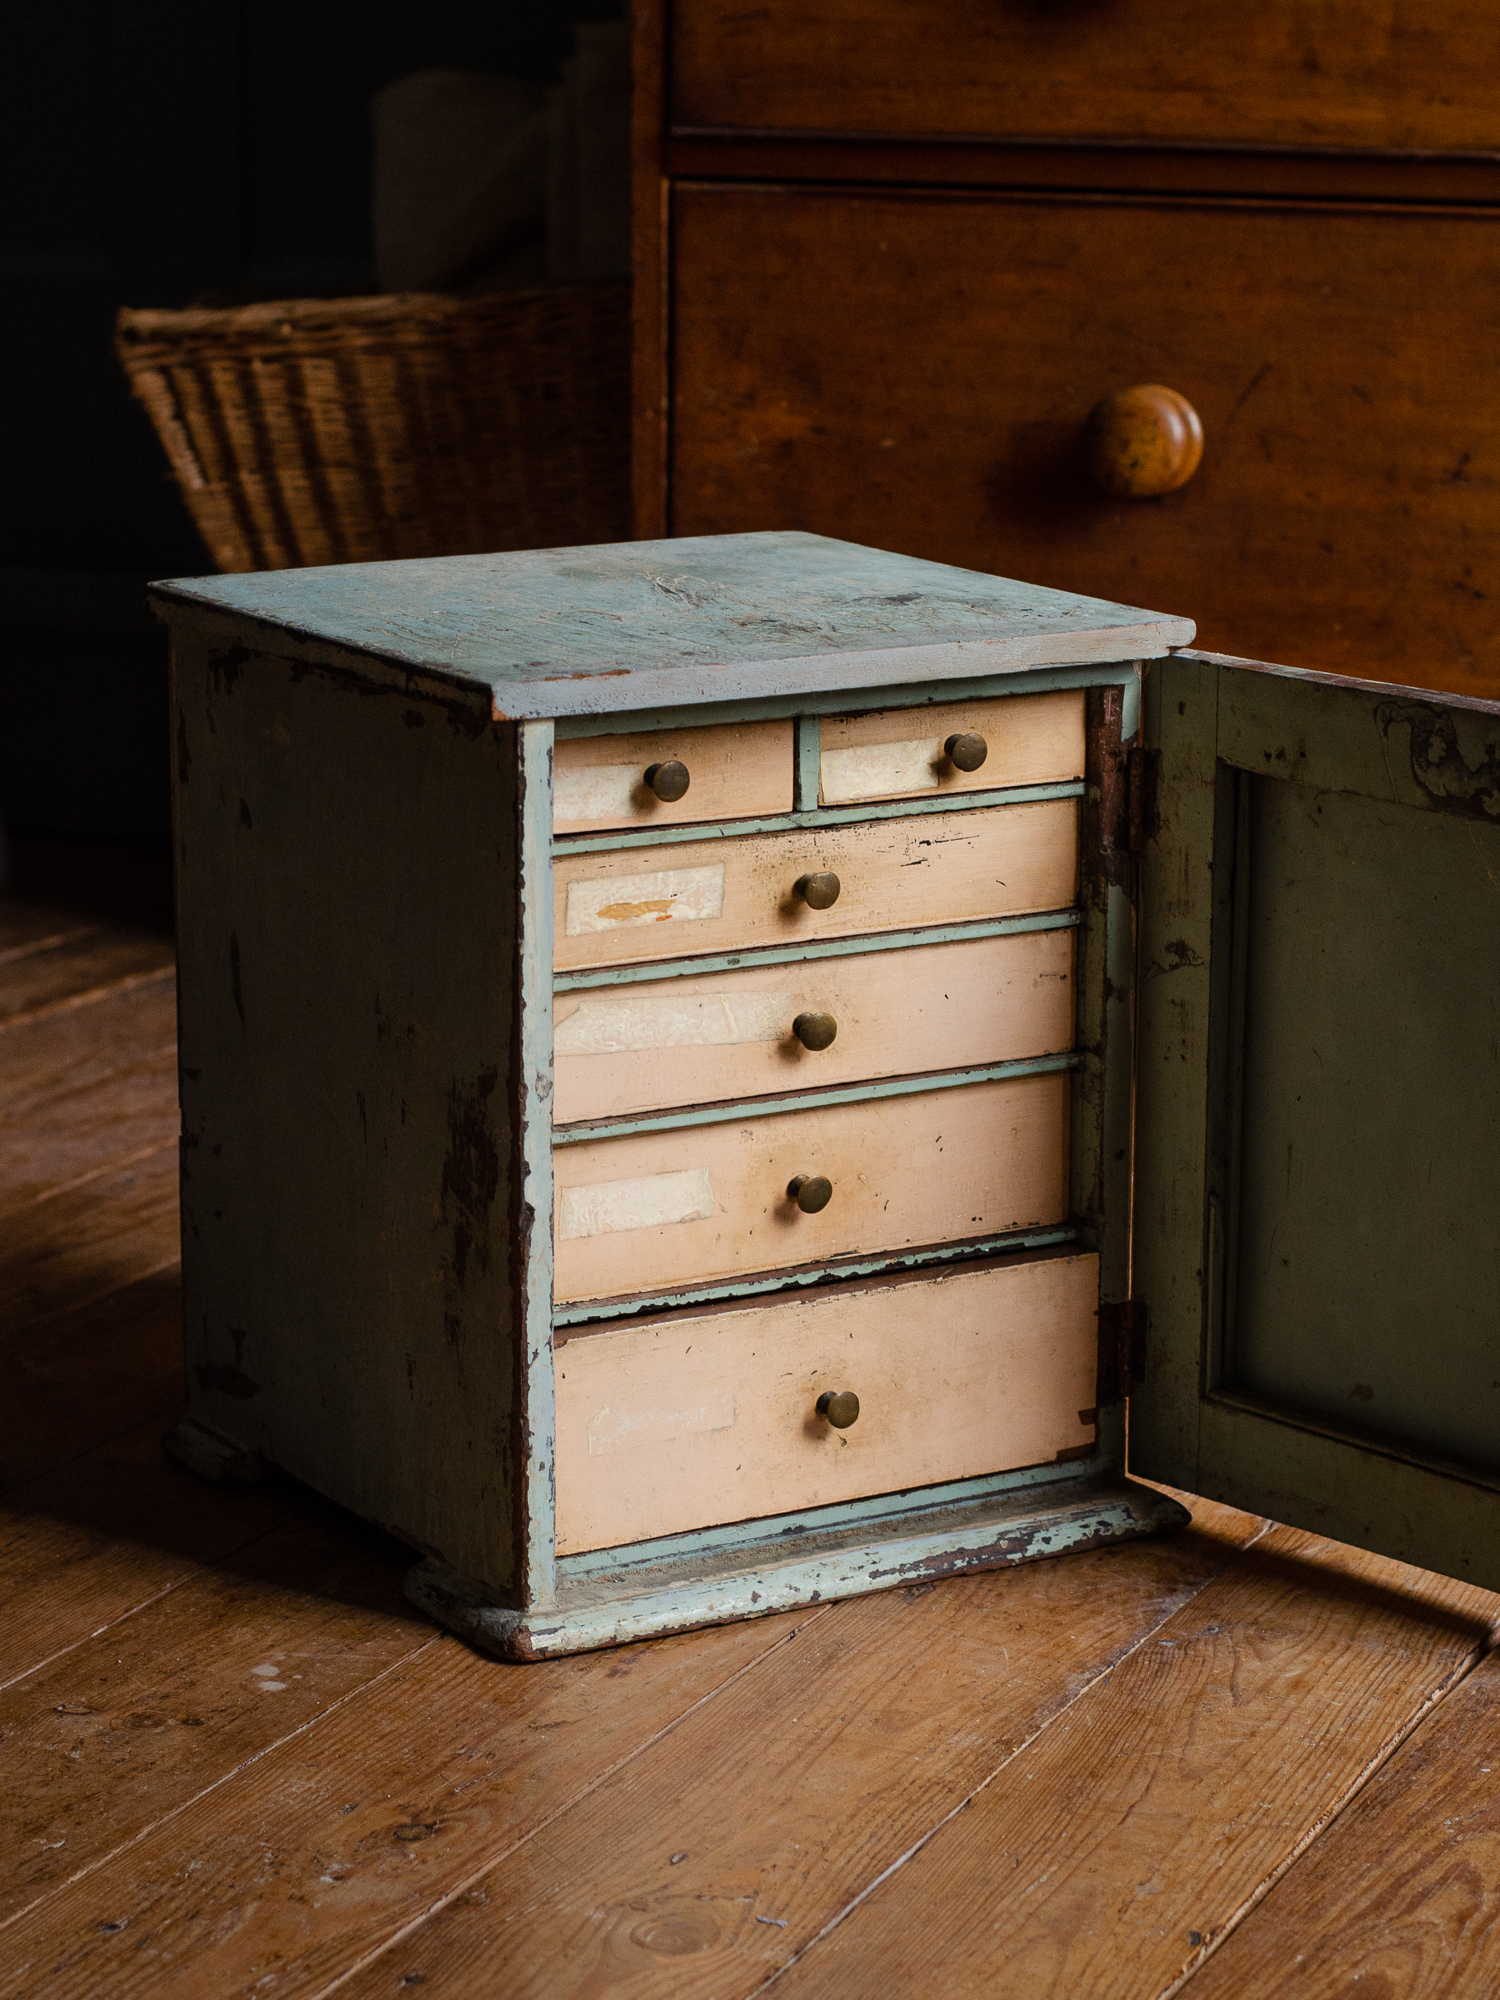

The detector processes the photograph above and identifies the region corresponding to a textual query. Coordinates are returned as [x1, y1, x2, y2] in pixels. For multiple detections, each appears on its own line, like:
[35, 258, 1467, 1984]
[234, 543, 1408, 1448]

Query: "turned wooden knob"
[816, 1389, 860, 1428]
[795, 871, 841, 909]
[788, 1173, 833, 1213]
[1085, 385, 1203, 499]
[945, 731, 988, 772]
[793, 1010, 838, 1050]
[644, 759, 690, 802]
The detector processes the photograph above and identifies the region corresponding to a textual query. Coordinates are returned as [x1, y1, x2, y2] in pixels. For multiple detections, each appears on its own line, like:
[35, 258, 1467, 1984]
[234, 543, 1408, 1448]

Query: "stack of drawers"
[548, 694, 1099, 1556]
[156, 528, 1193, 1659]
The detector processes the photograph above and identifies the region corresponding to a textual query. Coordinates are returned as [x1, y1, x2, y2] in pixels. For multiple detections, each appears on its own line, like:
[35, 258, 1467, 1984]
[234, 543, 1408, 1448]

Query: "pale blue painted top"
[150, 531, 1194, 719]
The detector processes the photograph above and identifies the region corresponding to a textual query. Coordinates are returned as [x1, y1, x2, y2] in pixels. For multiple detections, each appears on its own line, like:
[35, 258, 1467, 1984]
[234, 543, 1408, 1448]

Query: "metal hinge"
[1098, 1299, 1148, 1400]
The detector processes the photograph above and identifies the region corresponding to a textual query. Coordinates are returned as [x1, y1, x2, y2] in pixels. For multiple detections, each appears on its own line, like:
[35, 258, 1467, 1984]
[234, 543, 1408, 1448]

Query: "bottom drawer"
[553, 1251, 1099, 1554]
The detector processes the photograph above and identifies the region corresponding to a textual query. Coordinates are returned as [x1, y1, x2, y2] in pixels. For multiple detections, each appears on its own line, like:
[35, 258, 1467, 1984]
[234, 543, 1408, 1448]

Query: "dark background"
[1, 0, 618, 899]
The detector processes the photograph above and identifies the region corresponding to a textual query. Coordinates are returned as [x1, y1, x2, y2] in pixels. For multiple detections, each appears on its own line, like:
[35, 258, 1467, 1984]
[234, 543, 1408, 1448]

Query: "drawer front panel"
[553, 800, 1078, 970]
[554, 719, 794, 834]
[554, 927, 1074, 1124]
[553, 1072, 1068, 1304]
[554, 1251, 1100, 1553]
[672, 186, 1500, 697]
[672, 1, 1500, 154]
[819, 690, 1083, 806]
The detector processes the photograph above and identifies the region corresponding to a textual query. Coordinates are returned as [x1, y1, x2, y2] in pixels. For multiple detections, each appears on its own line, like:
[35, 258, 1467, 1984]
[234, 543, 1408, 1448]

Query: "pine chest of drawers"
[151, 530, 1500, 1656]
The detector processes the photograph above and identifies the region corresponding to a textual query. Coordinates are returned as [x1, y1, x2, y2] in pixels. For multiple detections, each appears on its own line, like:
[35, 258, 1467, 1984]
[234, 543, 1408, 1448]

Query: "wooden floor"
[4, 888, 1500, 2000]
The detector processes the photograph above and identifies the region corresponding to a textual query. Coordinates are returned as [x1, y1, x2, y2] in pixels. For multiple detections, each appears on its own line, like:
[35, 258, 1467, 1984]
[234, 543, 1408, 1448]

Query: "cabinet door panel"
[671, 186, 1500, 700]
[1132, 651, 1500, 1589]
[672, 0, 1500, 155]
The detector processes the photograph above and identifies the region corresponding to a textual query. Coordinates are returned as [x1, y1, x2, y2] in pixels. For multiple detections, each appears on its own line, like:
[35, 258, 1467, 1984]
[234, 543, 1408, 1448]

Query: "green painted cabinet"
[150, 533, 1499, 1657]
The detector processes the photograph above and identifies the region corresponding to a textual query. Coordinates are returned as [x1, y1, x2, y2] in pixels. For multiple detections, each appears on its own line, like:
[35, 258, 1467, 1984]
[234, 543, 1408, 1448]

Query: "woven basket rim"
[116, 280, 627, 346]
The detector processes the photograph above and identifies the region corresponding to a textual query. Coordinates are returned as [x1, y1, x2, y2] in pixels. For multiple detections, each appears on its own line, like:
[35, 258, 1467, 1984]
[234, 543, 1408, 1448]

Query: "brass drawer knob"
[945, 731, 988, 772]
[793, 1010, 838, 1050]
[644, 759, 690, 802]
[816, 1389, 860, 1428]
[787, 1172, 833, 1213]
[795, 870, 841, 909]
[1085, 384, 1204, 499]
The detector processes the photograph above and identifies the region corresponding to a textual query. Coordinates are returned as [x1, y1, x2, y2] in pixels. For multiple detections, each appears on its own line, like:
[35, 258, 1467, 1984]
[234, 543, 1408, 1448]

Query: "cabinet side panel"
[172, 634, 518, 1591]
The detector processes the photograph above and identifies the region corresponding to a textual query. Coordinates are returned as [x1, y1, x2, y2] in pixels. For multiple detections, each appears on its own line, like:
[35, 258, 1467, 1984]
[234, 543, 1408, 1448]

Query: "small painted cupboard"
[151, 533, 1500, 1658]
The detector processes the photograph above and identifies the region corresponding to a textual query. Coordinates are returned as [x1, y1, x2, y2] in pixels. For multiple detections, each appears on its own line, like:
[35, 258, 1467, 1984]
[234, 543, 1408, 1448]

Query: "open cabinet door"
[1130, 650, 1500, 1588]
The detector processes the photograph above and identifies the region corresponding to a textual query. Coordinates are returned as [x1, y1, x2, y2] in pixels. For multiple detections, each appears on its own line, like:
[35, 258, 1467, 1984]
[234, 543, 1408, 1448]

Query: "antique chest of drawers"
[638, 0, 1500, 702]
[152, 530, 1500, 1655]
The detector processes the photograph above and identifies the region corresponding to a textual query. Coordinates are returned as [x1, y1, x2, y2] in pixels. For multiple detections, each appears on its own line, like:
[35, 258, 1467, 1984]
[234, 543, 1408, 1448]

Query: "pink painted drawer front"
[553, 718, 794, 834]
[552, 800, 1079, 971]
[552, 1071, 1069, 1305]
[819, 690, 1085, 806]
[553, 1251, 1101, 1553]
[553, 927, 1075, 1124]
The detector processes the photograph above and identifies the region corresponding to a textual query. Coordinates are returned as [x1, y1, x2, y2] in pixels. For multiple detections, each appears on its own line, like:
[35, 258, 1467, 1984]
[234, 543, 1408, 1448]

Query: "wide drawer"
[554, 718, 794, 834]
[553, 1251, 1101, 1552]
[671, 0, 1497, 153]
[554, 927, 1074, 1124]
[553, 799, 1077, 971]
[553, 1071, 1068, 1304]
[819, 691, 1083, 807]
[672, 186, 1500, 695]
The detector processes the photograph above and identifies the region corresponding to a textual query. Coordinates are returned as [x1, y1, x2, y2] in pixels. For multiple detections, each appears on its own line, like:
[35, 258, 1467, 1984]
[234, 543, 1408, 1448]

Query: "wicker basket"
[115, 283, 631, 573]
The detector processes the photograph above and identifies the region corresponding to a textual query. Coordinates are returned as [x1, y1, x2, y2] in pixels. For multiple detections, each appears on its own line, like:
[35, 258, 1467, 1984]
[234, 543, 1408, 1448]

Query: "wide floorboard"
[1, 894, 1495, 1999]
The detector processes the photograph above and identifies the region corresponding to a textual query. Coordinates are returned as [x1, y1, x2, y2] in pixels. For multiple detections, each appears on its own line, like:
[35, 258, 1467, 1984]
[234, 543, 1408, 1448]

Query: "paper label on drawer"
[820, 737, 945, 804]
[559, 1165, 715, 1240]
[554, 762, 648, 825]
[565, 863, 726, 935]
[586, 1390, 736, 1456]
[555, 990, 790, 1056]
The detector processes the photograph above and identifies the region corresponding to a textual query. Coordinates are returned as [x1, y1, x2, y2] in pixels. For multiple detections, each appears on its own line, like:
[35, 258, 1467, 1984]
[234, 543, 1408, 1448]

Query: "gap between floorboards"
[1166, 1630, 1500, 2000]
[747, 1518, 1279, 2000]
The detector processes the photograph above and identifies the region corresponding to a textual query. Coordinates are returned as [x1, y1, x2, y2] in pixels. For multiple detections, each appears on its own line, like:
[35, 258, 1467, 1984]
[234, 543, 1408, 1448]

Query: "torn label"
[554, 763, 650, 825]
[565, 863, 726, 935]
[587, 1390, 736, 1455]
[820, 737, 945, 804]
[555, 990, 790, 1055]
[559, 1165, 715, 1240]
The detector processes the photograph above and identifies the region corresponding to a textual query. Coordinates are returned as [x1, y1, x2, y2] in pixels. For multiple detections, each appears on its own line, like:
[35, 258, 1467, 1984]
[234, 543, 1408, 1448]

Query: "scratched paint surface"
[553, 762, 649, 824]
[586, 1387, 737, 1456]
[820, 736, 945, 803]
[559, 1166, 717, 1241]
[554, 990, 790, 1055]
[564, 863, 727, 935]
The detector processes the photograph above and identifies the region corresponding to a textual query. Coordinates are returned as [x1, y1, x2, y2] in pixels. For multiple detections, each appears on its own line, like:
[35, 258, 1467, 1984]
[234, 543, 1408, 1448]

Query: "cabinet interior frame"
[520, 663, 1142, 1585]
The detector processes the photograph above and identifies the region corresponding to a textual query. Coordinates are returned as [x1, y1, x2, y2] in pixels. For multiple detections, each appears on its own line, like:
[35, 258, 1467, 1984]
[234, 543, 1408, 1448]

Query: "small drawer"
[553, 1070, 1069, 1305]
[553, 719, 794, 834]
[554, 927, 1074, 1124]
[553, 799, 1078, 971]
[553, 1251, 1101, 1553]
[819, 691, 1084, 807]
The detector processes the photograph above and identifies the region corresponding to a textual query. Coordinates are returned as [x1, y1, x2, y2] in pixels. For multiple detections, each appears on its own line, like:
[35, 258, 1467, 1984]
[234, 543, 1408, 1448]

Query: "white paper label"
[820, 737, 945, 804]
[553, 762, 648, 826]
[565, 863, 726, 936]
[586, 1389, 736, 1456]
[558, 1165, 716, 1240]
[555, 989, 790, 1056]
